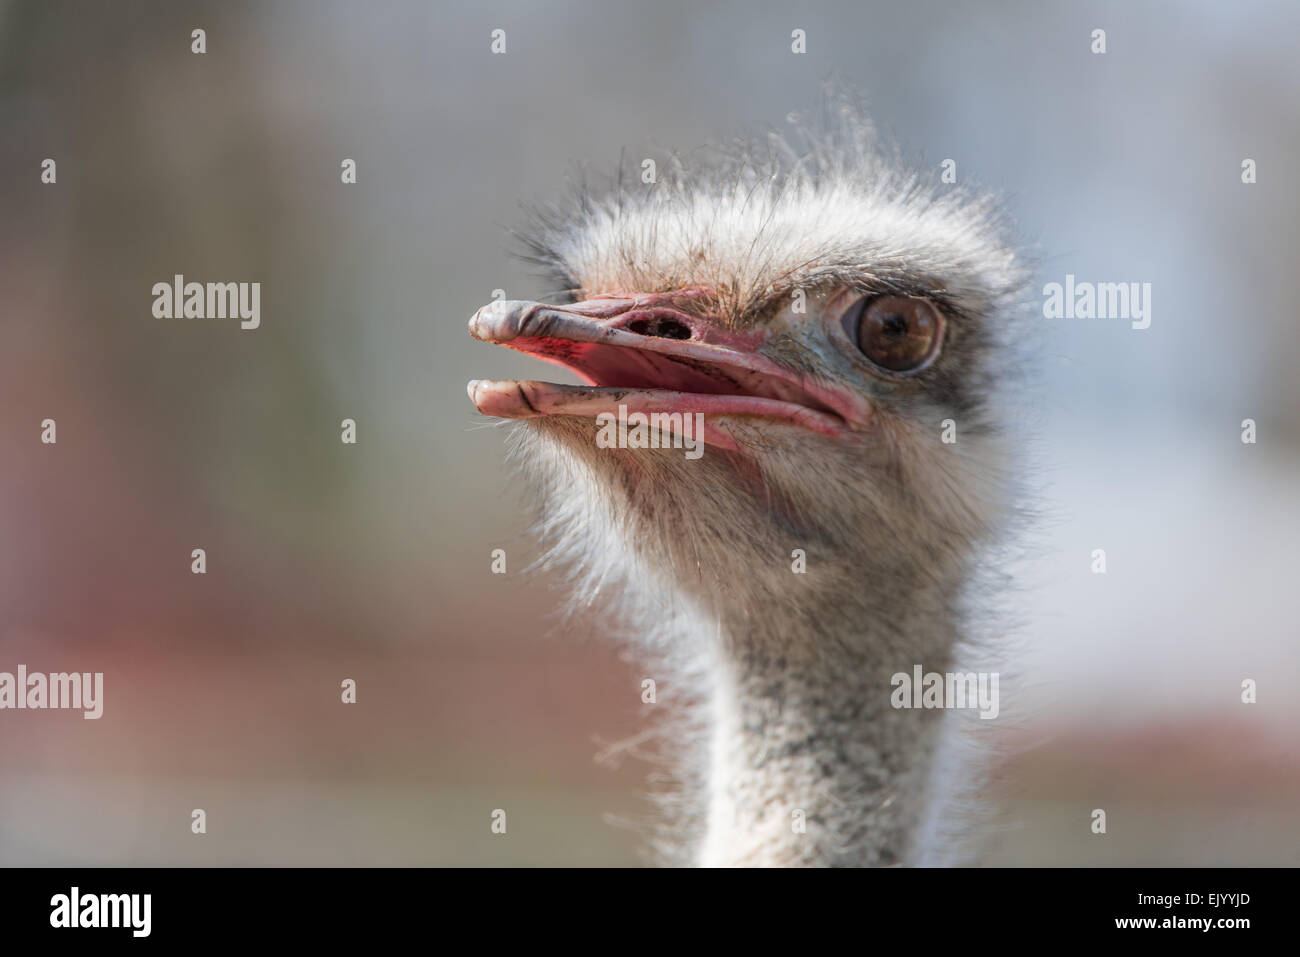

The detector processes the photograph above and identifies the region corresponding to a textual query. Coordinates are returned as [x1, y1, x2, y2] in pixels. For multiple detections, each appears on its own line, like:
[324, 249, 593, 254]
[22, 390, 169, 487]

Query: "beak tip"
[469, 301, 521, 342]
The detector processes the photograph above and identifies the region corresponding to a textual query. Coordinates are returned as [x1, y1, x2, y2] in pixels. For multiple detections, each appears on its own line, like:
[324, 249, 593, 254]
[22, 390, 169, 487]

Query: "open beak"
[466, 293, 865, 451]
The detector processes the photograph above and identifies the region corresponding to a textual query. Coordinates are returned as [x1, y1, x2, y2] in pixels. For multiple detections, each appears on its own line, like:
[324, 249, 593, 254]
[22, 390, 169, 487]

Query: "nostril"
[627, 317, 693, 340]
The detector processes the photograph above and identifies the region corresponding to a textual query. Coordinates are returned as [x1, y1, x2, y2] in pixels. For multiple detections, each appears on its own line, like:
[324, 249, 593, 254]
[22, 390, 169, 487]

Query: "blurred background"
[0, 0, 1296, 865]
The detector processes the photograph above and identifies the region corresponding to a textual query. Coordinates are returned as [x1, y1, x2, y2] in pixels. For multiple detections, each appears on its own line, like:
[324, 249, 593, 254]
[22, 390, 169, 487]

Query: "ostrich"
[466, 98, 1024, 867]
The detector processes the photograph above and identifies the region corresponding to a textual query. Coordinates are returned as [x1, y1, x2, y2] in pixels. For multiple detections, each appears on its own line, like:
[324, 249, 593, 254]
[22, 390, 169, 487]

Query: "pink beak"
[467, 292, 864, 451]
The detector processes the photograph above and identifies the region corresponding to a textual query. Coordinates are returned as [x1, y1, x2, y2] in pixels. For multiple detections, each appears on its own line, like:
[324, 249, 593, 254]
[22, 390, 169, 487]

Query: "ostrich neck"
[693, 584, 961, 867]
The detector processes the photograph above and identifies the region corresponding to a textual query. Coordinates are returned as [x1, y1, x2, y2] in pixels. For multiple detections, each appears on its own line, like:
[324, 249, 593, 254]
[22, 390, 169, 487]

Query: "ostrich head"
[468, 100, 1025, 866]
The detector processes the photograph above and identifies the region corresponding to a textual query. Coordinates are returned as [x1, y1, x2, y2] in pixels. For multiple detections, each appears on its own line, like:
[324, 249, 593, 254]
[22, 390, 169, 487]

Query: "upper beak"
[466, 295, 865, 448]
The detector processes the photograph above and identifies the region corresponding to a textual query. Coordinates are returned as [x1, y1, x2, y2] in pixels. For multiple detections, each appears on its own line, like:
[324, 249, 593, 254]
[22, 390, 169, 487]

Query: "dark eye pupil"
[880, 314, 908, 338]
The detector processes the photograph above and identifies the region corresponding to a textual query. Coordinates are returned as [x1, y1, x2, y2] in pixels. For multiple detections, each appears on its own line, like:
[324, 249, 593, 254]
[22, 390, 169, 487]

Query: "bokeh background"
[1, 0, 1296, 865]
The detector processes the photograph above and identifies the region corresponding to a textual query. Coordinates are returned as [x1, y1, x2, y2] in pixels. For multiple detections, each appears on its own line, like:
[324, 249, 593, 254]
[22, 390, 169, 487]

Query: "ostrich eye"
[844, 295, 944, 373]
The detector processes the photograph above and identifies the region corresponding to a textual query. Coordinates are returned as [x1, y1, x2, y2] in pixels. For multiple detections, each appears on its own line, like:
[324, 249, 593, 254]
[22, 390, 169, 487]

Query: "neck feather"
[691, 583, 963, 867]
